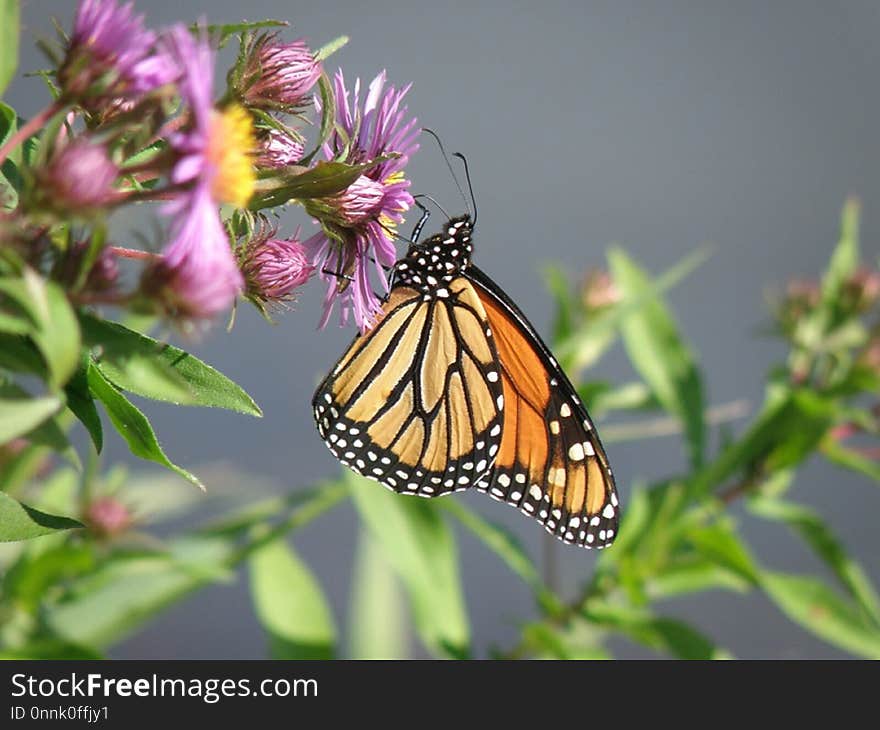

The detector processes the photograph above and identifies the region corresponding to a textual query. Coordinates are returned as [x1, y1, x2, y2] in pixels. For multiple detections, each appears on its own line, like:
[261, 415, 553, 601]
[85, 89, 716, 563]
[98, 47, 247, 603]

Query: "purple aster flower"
[39, 137, 119, 212]
[146, 183, 244, 319]
[240, 225, 315, 306]
[304, 70, 419, 332]
[60, 0, 175, 105]
[238, 34, 322, 112]
[255, 128, 305, 169]
[142, 25, 247, 321]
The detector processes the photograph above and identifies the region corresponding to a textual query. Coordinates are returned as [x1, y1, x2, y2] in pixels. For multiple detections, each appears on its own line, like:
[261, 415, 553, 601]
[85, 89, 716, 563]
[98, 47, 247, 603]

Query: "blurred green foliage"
[2, 197, 878, 659]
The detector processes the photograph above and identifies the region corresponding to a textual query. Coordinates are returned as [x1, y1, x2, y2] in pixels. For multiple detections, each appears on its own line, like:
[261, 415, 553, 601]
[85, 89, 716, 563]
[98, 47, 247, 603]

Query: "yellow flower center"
[207, 104, 256, 208]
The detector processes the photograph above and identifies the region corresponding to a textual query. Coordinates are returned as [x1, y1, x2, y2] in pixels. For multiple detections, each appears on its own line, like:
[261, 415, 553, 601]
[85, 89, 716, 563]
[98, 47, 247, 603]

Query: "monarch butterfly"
[313, 213, 619, 549]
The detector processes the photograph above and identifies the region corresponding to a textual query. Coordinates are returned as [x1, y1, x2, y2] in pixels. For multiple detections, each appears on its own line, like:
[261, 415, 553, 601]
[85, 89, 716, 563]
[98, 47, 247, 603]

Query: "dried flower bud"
[84, 496, 133, 538]
[254, 128, 305, 169]
[842, 268, 880, 313]
[580, 269, 621, 312]
[240, 225, 315, 306]
[38, 138, 119, 213]
[237, 33, 322, 112]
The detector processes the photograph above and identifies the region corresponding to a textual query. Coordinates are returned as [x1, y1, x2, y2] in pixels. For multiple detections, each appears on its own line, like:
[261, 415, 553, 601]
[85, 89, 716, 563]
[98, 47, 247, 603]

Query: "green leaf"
[46, 536, 232, 648]
[439, 499, 552, 605]
[0, 641, 103, 660]
[253, 159, 394, 209]
[0, 380, 77, 467]
[650, 559, 752, 598]
[0, 0, 19, 97]
[63, 354, 102, 453]
[80, 314, 261, 415]
[609, 247, 705, 468]
[299, 73, 336, 166]
[0, 103, 19, 208]
[314, 35, 349, 62]
[0, 333, 47, 376]
[822, 439, 880, 483]
[0, 271, 80, 388]
[3, 542, 95, 610]
[346, 472, 470, 658]
[761, 571, 880, 658]
[543, 264, 576, 345]
[347, 528, 409, 659]
[556, 246, 710, 373]
[748, 496, 880, 623]
[0, 392, 62, 444]
[249, 538, 336, 659]
[584, 601, 725, 659]
[684, 520, 760, 585]
[87, 364, 203, 489]
[0, 492, 82, 541]
[691, 387, 833, 498]
[197, 19, 287, 47]
[821, 198, 860, 307]
[587, 381, 657, 417]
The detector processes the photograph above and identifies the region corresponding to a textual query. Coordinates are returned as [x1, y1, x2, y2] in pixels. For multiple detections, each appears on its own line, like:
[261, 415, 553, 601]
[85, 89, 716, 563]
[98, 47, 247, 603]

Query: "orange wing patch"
[474, 286, 619, 549]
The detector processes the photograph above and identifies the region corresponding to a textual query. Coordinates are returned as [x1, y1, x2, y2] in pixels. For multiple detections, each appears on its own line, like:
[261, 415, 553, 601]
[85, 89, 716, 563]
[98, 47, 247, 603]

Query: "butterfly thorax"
[392, 215, 474, 296]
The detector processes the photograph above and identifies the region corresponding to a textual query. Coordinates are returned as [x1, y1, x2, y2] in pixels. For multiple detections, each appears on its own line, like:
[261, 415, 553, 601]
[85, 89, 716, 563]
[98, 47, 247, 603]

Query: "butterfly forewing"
[313, 241, 505, 496]
[313, 214, 620, 550]
[469, 265, 620, 549]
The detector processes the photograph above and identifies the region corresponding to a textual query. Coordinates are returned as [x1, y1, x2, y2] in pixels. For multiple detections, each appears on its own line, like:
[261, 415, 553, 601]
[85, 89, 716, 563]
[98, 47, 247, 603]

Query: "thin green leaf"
[822, 438, 880, 483]
[249, 538, 336, 659]
[691, 387, 833, 498]
[46, 488, 343, 648]
[821, 198, 860, 307]
[252, 158, 394, 209]
[0, 0, 19, 96]
[609, 247, 705, 468]
[748, 496, 880, 623]
[439, 499, 551, 604]
[0, 271, 80, 388]
[347, 472, 470, 658]
[543, 263, 576, 345]
[584, 601, 725, 659]
[0, 393, 62, 443]
[761, 571, 880, 658]
[649, 559, 752, 598]
[46, 536, 232, 648]
[347, 528, 409, 659]
[86, 364, 203, 489]
[0, 380, 77, 468]
[314, 35, 349, 61]
[197, 19, 287, 47]
[298, 73, 335, 165]
[0, 103, 19, 209]
[63, 354, 102, 453]
[0, 491, 82, 542]
[556, 246, 710, 373]
[80, 313, 261, 415]
[684, 520, 760, 585]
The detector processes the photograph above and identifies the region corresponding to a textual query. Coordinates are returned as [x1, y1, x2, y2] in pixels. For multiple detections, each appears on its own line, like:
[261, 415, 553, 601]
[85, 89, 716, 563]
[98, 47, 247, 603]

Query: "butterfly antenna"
[422, 127, 472, 220]
[452, 152, 477, 227]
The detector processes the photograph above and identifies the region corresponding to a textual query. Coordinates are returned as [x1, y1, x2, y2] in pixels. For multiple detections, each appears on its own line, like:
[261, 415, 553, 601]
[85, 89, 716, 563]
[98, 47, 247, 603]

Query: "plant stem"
[108, 246, 158, 261]
[0, 101, 63, 167]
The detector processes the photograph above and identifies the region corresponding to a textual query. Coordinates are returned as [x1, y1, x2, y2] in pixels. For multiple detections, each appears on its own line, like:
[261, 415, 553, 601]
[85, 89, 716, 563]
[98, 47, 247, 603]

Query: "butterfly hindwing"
[468, 265, 620, 549]
[313, 274, 505, 496]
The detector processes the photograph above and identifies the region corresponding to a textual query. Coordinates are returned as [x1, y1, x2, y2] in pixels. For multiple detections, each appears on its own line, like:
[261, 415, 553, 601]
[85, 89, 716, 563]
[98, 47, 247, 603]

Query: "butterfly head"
[393, 215, 474, 295]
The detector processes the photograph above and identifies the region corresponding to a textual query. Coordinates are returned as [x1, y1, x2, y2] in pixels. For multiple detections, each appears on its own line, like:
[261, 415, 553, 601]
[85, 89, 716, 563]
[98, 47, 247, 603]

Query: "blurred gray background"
[8, 0, 880, 658]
